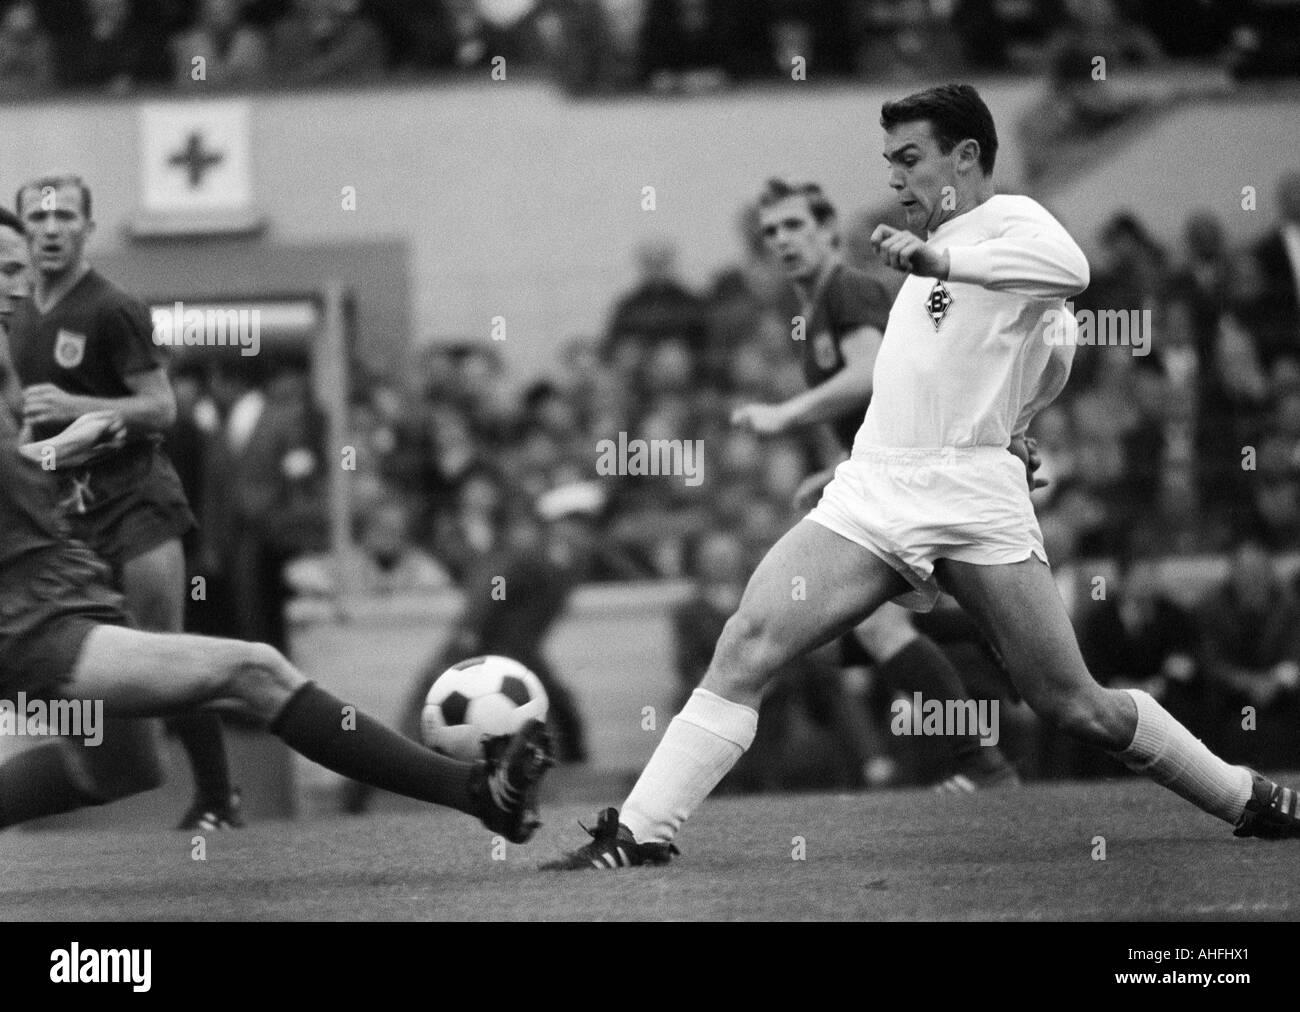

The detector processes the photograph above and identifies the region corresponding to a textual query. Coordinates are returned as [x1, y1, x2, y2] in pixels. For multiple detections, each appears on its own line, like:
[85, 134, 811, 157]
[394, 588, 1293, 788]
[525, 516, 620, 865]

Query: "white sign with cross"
[139, 100, 252, 215]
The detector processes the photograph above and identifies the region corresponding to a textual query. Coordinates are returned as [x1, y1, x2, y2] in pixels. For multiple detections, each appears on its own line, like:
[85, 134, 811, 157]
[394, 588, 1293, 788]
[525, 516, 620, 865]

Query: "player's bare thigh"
[933, 556, 1136, 748]
[702, 519, 908, 708]
[59, 624, 306, 723]
[119, 538, 186, 633]
[852, 600, 917, 662]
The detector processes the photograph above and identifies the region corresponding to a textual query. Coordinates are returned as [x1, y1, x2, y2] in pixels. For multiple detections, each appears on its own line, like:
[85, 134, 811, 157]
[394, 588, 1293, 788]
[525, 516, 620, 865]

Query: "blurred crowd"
[1, 0, 1296, 101]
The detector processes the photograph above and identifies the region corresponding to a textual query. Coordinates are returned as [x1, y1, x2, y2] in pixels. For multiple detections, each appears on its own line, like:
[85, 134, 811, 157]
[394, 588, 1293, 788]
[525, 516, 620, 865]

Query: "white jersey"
[855, 194, 1089, 451]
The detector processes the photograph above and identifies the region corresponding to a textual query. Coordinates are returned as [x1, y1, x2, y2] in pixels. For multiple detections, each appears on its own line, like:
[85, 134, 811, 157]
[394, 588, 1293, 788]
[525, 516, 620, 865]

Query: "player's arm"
[18, 410, 126, 468]
[1012, 341, 1074, 440]
[1005, 341, 1072, 489]
[22, 295, 176, 434]
[22, 366, 177, 435]
[731, 325, 882, 435]
[871, 206, 1090, 299]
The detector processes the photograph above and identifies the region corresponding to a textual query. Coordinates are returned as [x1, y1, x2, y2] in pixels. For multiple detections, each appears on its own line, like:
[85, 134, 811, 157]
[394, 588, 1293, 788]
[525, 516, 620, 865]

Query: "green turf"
[2, 775, 1297, 921]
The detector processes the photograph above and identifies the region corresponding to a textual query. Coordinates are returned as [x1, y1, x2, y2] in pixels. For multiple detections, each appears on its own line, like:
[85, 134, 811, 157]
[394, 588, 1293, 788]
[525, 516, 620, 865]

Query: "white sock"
[1113, 688, 1252, 824]
[621, 688, 758, 844]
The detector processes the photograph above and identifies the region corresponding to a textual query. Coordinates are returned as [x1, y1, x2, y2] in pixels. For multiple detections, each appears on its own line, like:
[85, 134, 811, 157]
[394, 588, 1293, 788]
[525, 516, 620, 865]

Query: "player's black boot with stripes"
[471, 719, 555, 844]
[541, 807, 679, 870]
[1234, 771, 1300, 839]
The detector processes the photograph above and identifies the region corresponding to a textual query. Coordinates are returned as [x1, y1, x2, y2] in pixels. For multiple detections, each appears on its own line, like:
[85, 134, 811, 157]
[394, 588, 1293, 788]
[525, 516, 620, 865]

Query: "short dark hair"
[880, 84, 998, 176]
[15, 174, 93, 219]
[758, 178, 837, 226]
[0, 206, 25, 237]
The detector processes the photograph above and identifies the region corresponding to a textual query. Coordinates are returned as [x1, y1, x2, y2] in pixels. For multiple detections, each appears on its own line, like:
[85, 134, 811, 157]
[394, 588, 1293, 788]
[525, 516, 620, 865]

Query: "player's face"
[18, 183, 93, 278]
[883, 120, 959, 234]
[0, 225, 32, 326]
[759, 196, 834, 283]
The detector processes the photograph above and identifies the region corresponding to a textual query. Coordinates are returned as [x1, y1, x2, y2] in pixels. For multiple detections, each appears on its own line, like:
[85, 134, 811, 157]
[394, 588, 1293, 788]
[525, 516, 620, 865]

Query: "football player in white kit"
[546, 84, 1300, 870]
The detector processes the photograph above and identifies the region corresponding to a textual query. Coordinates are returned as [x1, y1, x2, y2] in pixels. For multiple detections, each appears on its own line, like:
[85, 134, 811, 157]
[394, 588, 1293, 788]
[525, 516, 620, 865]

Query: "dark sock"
[876, 636, 1010, 775]
[168, 712, 233, 805]
[0, 744, 99, 828]
[270, 683, 478, 815]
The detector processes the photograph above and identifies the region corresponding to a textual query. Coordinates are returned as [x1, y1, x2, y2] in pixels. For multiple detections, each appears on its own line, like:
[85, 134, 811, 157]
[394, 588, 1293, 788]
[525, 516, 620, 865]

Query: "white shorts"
[806, 445, 1047, 612]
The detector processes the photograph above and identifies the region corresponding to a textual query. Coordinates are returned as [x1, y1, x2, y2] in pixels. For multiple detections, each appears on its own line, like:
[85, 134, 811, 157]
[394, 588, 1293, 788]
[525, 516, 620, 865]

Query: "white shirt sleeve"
[946, 201, 1091, 300]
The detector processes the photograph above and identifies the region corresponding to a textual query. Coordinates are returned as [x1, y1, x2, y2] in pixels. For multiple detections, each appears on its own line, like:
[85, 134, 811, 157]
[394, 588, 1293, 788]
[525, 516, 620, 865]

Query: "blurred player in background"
[341, 480, 600, 814]
[731, 177, 1018, 792]
[9, 176, 239, 830]
[548, 84, 1300, 870]
[0, 203, 552, 842]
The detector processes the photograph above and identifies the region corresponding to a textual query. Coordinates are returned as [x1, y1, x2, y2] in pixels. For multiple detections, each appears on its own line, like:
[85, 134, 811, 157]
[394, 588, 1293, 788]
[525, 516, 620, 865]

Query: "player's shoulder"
[83, 270, 138, 308]
[984, 193, 1068, 228]
[83, 271, 151, 324]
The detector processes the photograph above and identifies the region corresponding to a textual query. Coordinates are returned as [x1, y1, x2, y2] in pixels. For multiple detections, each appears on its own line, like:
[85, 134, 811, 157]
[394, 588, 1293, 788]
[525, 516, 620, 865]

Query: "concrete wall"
[1045, 91, 1300, 256]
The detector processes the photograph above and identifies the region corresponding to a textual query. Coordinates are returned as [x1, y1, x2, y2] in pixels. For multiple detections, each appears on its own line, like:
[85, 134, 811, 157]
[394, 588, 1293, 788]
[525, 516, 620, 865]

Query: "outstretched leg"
[18, 626, 551, 842]
[934, 556, 1253, 824]
[597, 520, 909, 857]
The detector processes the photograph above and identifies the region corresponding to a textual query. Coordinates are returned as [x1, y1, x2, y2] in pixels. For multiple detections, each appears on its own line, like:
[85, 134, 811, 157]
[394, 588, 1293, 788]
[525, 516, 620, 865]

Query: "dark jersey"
[9, 269, 164, 444]
[0, 432, 70, 573]
[799, 261, 891, 449]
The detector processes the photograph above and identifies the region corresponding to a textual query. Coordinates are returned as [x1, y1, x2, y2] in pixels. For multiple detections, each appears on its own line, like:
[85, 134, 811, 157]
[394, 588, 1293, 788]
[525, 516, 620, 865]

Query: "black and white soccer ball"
[421, 655, 549, 761]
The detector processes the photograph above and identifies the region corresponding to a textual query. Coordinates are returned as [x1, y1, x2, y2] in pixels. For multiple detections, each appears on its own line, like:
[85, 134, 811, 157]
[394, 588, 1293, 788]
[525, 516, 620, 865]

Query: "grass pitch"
[2, 775, 1297, 921]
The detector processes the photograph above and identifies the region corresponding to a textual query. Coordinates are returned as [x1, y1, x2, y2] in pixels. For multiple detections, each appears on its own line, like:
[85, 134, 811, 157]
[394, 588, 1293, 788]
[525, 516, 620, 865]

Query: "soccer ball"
[421, 655, 549, 761]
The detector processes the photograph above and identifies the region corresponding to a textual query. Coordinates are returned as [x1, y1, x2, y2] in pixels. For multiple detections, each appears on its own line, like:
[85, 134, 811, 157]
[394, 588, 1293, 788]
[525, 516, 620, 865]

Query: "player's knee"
[711, 611, 780, 693]
[222, 641, 301, 719]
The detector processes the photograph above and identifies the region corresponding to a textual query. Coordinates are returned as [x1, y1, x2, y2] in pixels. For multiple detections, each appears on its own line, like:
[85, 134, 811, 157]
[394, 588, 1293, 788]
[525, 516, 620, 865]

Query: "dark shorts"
[0, 543, 133, 697]
[57, 444, 196, 577]
[840, 631, 874, 667]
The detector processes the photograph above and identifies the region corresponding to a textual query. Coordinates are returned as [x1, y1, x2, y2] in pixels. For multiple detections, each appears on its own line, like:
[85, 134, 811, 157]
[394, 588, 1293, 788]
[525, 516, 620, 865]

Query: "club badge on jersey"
[54, 329, 87, 369]
[925, 281, 953, 331]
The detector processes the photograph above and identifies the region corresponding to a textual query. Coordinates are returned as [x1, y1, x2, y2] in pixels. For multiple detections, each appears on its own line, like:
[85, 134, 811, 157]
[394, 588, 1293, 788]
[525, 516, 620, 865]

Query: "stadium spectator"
[1246, 429, 1300, 550]
[293, 492, 450, 595]
[171, 0, 270, 89]
[0, 0, 55, 98]
[1078, 554, 1205, 728]
[604, 238, 708, 359]
[207, 360, 328, 652]
[1244, 171, 1300, 376]
[1197, 539, 1300, 766]
[1227, 0, 1300, 80]
[1177, 211, 1243, 309]
[1134, 0, 1233, 59]
[637, 0, 729, 92]
[428, 463, 511, 582]
[951, 0, 1066, 72]
[57, 0, 173, 93]
[270, 0, 387, 85]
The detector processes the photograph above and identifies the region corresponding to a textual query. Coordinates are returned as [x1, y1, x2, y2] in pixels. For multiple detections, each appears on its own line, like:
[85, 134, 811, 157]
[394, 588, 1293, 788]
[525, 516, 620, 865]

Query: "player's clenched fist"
[869, 225, 949, 279]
